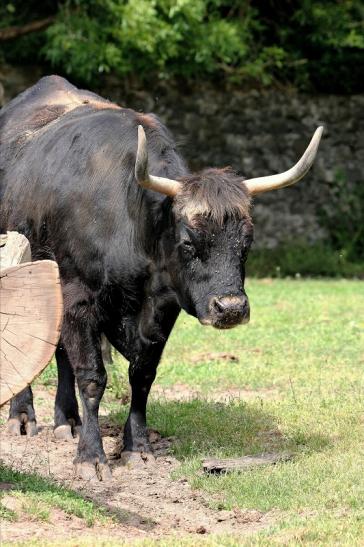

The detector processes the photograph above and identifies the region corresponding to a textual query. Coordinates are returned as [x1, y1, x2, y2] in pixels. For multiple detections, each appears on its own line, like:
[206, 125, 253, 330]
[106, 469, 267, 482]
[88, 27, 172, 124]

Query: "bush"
[318, 170, 364, 265]
[247, 242, 364, 279]
[1, 1, 363, 93]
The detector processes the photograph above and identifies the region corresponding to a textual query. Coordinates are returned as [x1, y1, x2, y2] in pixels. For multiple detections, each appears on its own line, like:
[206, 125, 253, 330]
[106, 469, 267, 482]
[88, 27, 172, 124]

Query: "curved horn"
[244, 126, 324, 195]
[135, 125, 181, 197]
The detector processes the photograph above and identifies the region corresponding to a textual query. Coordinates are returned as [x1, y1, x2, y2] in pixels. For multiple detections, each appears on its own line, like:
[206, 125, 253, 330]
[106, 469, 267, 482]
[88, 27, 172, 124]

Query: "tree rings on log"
[0, 260, 63, 406]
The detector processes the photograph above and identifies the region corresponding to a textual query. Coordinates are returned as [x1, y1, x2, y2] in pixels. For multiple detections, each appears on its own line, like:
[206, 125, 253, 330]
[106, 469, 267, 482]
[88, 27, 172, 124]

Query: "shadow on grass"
[0, 463, 156, 531]
[109, 398, 333, 460]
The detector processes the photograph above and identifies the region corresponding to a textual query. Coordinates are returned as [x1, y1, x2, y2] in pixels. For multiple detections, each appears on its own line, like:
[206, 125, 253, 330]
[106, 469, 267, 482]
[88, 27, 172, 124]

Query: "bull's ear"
[135, 125, 182, 197]
[243, 126, 323, 195]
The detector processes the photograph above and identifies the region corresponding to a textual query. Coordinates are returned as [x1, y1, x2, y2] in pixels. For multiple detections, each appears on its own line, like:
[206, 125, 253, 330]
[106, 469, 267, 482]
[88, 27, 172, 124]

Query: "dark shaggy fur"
[175, 167, 251, 226]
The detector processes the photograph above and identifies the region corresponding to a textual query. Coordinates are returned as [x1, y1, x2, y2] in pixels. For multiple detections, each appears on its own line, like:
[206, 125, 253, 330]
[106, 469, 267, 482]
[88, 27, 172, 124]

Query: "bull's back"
[0, 76, 187, 288]
[0, 75, 120, 145]
[0, 77, 138, 276]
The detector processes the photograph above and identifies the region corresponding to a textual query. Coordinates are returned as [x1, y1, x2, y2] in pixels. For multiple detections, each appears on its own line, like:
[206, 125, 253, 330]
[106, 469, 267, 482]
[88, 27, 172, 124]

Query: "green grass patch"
[0, 501, 17, 522]
[109, 278, 364, 395]
[108, 279, 364, 544]
[0, 464, 111, 526]
[14, 492, 51, 522]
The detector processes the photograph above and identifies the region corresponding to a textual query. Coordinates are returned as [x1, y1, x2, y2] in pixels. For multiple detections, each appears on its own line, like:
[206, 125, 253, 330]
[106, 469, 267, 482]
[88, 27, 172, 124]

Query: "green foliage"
[43, 0, 262, 83]
[285, 0, 364, 93]
[319, 170, 364, 264]
[1, 1, 363, 92]
[247, 242, 364, 279]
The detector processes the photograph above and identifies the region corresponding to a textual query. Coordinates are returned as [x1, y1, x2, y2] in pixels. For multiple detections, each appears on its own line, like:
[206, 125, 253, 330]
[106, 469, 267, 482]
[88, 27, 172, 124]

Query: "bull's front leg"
[123, 343, 165, 460]
[107, 301, 179, 465]
[62, 300, 111, 481]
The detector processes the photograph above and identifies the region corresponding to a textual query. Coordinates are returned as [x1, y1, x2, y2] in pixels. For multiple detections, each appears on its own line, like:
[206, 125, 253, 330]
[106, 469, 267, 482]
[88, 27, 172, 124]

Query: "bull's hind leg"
[7, 387, 37, 436]
[54, 344, 82, 441]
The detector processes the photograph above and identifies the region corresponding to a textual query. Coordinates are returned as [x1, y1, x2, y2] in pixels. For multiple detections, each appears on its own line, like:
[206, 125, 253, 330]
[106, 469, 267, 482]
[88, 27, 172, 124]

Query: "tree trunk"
[0, 17, 55, 41]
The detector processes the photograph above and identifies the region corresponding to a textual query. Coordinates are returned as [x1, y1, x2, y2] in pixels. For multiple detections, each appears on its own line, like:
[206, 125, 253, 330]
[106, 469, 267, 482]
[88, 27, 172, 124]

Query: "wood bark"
[0, 17, 54, 41]
[0, 232, 31, 268]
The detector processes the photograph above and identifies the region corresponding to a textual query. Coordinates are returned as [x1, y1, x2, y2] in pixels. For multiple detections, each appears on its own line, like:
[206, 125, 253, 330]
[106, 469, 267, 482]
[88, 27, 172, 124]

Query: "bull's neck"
[134, 189, 173, 261]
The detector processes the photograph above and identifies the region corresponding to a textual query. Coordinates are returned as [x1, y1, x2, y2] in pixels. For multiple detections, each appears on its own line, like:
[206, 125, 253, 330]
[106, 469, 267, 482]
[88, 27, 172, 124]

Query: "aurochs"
[0, 76, 323, 480]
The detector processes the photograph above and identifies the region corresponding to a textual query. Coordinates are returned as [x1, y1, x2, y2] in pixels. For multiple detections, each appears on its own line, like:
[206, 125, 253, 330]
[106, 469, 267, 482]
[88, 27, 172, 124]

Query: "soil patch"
[0, 387, 275, 542]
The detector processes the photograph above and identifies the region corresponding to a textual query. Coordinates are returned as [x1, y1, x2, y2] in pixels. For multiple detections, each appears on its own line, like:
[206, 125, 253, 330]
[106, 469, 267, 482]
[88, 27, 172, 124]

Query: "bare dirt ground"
[0, 388, 275, 544]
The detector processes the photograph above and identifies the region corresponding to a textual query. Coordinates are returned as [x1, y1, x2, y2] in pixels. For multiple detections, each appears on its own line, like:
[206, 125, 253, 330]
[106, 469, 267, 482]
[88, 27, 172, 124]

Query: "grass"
[110, 278, 363, 394]
[0, 464, 111, 527]
[5, 278, 364, 544]
[109, 278, 364, 544]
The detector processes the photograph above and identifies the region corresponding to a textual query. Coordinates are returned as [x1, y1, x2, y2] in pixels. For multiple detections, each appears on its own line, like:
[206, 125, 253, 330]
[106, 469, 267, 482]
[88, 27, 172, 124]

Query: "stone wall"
[1, 66, 363, 248]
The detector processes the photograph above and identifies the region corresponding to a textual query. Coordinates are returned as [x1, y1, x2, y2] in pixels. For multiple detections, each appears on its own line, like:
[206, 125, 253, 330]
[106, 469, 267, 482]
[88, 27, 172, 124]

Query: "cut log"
[0, 260, 63, 406]
[0, 231, 31, 268]
[202, 453, 292, 474]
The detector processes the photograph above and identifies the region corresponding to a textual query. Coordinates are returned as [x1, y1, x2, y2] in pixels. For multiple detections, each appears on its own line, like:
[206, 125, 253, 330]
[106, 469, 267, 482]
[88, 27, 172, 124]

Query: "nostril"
[213, 298, 225, 313]
[209, 295, 250, 327]
[211, 296, 249, 317]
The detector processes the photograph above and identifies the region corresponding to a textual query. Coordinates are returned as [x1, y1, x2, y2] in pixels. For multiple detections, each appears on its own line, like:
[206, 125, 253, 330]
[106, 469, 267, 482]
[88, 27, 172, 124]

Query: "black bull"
[0, 76, 322, 480]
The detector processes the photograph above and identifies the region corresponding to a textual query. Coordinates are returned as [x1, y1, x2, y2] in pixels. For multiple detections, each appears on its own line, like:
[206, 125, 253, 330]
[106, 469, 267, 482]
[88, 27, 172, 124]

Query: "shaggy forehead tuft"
[173, 167, 251, 225]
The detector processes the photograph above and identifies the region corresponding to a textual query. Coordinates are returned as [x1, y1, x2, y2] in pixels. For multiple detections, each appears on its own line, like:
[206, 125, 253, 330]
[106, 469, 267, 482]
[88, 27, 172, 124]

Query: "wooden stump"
[0, 232, 63, 406]
[0, 231, 31, 268]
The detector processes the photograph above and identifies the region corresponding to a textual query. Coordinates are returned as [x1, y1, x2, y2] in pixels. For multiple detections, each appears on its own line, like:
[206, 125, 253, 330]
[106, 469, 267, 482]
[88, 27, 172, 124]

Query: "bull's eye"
[180, 239, 195, 257]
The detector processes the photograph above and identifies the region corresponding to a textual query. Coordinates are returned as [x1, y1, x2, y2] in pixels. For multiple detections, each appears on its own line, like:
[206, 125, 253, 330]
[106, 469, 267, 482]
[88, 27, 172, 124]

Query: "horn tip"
[135, 125, 148, 184]
[137, 124, 146, 140]
[315, 126, 324, 139]
[312, 126, 324, 151]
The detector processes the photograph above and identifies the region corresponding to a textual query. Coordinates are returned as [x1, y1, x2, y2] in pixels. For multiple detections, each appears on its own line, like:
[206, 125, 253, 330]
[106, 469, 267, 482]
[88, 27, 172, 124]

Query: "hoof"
[54, 424, 74, 441]
[120, 450, 156, 469]
[7, 418, 21, 436]
[25, 420, 38, 437]
[74, 461, 112, 482]
[98, 462, 113, 481]
[7, 418, 37, 437]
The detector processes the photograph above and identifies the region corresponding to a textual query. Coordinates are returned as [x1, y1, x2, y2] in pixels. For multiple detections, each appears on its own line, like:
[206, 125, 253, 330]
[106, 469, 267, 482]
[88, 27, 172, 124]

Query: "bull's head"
[135, 125, 323, 329]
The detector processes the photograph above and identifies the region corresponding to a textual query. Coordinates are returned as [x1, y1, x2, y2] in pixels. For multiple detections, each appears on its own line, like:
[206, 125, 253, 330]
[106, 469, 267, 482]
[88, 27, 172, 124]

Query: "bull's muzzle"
[201, 295, 250, 329]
